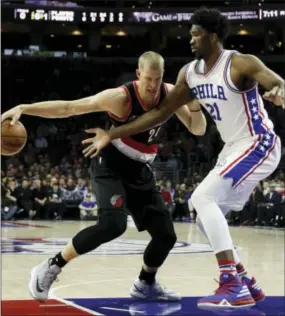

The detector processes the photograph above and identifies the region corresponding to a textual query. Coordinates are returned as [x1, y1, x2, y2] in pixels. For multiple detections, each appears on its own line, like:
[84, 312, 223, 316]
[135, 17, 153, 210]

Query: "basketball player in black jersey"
[2, 51, 206, 302]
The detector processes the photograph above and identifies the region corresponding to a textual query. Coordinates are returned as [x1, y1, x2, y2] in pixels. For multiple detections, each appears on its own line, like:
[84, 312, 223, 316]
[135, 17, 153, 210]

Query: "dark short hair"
[191, 7, 229, 42]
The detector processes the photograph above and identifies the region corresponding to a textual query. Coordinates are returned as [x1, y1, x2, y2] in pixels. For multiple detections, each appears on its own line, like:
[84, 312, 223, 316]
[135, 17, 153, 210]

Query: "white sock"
[236, 263, 249, 278]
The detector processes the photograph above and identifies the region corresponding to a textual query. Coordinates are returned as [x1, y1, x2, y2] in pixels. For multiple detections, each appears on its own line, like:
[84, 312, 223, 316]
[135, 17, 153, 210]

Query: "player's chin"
[194, 51, 202, 60]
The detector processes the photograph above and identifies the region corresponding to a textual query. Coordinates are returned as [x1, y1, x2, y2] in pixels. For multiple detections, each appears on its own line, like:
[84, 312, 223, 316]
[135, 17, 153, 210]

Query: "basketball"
[1, 120, 27, 156]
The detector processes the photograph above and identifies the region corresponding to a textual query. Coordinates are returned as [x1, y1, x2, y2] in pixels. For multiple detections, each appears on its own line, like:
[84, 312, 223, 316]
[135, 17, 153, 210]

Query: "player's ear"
[136, 69, 140, 79]
[211, 33, 218, 43]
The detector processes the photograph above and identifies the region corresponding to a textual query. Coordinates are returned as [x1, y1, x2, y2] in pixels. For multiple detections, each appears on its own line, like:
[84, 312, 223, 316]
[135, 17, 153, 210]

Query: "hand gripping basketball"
[1, 106, 23, 125]
[82, 128, 111, 158]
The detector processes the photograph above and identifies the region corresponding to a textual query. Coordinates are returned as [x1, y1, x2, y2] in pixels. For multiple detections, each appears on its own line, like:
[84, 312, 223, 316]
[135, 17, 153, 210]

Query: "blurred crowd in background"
[1, 0, 285, 227]
[1, 57, 284, 227]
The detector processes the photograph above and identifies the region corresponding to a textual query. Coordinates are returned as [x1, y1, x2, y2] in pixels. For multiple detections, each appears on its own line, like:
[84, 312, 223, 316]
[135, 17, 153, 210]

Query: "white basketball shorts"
[197, 131, 281, 211]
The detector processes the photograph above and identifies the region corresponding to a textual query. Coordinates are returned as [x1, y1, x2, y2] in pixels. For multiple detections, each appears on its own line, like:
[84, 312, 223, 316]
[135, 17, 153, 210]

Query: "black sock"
[139, 268, 157, 285]
[50, 252, 67, 268]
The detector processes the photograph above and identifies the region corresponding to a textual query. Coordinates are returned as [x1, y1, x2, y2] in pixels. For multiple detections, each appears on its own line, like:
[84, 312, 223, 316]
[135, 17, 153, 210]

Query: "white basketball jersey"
[185, 50, 274, 143]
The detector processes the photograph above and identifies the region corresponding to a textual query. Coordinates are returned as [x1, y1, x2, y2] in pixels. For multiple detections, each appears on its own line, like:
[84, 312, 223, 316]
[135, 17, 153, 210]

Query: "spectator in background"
[257, 183, 282, 226]
[160, 183, 175, 216]
[84, 184, 95, 200]
[50, 176, 58, 186]
[32, 179, 48, 219]
[1, 183, 19, 220]
[240, 184, 264, 226]
[14, 178, 34, 218]
[76, 177, 87, 198]
[59, 177, 66, 188]
[165, 180, 175, 202]
[45, 183, 65, 220]
[61, 178, 83, 212]
[79, 192, 97, 220]
[173, 183, 190, 221]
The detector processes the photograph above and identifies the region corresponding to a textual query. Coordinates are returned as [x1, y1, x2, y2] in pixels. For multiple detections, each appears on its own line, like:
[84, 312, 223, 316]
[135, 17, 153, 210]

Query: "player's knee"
[191, 188, 211, 209]
[166, 230, 177, 248]
[72, 210, 127, 255]
[152, 225, 177, 249]
[160, 229, 177, 249]
[100, 210, 127, 239]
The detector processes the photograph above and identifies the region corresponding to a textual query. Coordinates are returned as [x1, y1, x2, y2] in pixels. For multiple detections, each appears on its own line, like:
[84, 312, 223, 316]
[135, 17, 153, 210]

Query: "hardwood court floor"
[1, 220, 284, 316]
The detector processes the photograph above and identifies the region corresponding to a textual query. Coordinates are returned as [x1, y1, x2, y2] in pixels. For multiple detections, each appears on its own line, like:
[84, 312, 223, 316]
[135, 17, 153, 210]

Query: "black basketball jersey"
[108, 80, 168, 164]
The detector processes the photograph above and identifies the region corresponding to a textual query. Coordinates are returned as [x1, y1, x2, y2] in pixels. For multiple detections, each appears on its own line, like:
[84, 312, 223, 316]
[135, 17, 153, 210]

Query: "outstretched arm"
[108, 65, 194, 140]
[232, 54, 284, 108]
[1, 87, 128, 123]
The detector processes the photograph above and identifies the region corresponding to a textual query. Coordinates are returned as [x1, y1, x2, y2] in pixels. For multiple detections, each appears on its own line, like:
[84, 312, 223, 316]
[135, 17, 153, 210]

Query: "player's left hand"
[82, 128, 111, 158]
[263, 86, 285, 109]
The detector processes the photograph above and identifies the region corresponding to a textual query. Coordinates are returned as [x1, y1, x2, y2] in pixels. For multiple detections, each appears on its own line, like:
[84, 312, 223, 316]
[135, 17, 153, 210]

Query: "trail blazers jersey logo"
[110, 195, 124, 208]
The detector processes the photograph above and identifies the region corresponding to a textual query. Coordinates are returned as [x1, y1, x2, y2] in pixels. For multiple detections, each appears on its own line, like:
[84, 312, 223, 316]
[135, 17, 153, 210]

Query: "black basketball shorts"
[89, 151, 170, 231]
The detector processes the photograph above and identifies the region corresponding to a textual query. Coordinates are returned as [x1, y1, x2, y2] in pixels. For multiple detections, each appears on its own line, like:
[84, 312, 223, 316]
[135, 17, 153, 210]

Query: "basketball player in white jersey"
[83, 8, 284, 309]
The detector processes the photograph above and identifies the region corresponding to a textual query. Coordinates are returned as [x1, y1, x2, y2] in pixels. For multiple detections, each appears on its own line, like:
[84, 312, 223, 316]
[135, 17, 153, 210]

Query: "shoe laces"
[39, 259, 59, 290]
[214, 278, 235, 295]
[153, 282, 169, 293]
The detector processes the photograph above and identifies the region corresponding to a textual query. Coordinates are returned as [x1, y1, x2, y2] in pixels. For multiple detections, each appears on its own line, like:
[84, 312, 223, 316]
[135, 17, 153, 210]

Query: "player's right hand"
[82, 128, 111, 158]
[1, 106, 23, 125]
[263, 86, 285, 109]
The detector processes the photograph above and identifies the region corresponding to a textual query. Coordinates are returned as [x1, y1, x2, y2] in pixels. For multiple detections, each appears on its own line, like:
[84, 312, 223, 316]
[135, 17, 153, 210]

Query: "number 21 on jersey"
[205, 102, 222, 121]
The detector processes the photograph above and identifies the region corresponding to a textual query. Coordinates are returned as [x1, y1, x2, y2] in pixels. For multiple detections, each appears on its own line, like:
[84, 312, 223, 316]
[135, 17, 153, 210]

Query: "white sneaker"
[130, 279, 181, 301]
[28, 259, 61, 302]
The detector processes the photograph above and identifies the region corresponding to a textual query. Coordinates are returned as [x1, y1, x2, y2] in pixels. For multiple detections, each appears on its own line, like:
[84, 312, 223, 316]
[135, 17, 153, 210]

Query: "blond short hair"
[138, 51, 164, 70]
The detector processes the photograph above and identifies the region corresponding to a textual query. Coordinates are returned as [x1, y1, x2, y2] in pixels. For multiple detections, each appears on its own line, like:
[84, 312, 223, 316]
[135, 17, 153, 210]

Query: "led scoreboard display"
[2, 6, 284, 24]
[13, 8, 124, 23]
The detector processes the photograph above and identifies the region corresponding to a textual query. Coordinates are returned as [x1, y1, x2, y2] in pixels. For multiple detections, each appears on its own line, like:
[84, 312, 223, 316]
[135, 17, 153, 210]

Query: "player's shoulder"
[182, 61, 196, 74]
[114, 82, 133, 103]
[187, 60, 197, 67]
[121, 81, 134, 89]
[230, 51, 257, 66]
[180, 61, 198, 85]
